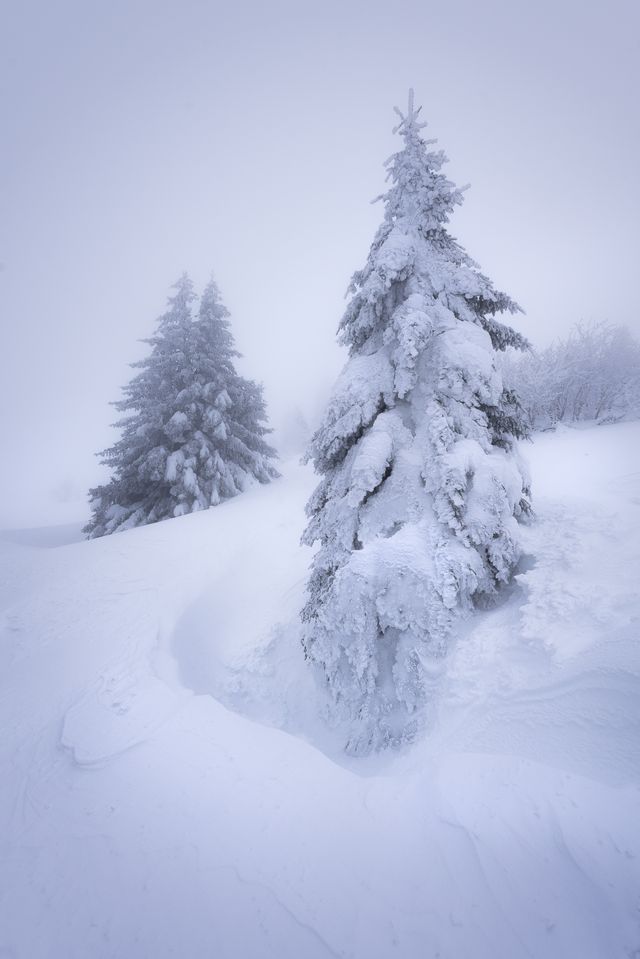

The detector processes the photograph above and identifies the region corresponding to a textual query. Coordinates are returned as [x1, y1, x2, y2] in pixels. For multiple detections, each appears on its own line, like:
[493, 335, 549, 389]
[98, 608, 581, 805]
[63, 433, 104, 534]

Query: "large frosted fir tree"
[302, 92, 531, 753]
[86, 274, 278, 537]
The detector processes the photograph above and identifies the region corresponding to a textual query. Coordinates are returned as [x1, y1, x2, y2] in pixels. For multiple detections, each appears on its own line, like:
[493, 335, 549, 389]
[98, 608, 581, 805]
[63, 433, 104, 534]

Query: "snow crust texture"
[1, 423, 639, 959]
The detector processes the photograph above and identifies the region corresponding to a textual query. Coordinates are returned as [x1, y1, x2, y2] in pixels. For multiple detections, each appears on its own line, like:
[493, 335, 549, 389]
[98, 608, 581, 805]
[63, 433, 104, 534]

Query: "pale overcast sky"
[2, 0, 639, 524]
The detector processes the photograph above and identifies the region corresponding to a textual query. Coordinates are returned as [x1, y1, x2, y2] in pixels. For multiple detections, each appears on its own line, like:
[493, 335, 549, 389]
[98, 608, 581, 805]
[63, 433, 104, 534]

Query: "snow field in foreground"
[0, 422, 639, 958]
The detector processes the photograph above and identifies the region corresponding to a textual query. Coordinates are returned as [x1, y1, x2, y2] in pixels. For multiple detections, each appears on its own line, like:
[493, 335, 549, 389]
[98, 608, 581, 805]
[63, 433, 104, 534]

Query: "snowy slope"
[1, 423, 639, 958]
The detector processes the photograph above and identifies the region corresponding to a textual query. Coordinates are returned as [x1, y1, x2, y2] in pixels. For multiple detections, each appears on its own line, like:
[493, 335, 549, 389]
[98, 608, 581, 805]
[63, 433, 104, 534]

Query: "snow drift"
[1, 422, 639, 958]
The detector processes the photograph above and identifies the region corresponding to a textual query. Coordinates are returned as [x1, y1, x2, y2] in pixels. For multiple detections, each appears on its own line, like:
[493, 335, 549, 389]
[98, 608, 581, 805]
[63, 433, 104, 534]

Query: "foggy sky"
[2, 0, 639, 526]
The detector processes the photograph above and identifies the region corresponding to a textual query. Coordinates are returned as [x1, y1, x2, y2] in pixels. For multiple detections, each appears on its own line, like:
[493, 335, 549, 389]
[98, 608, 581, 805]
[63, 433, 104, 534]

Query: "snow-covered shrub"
[302, 92, 531, 753]
[86, 274, 278, 537]
[502, 322, 640, 430]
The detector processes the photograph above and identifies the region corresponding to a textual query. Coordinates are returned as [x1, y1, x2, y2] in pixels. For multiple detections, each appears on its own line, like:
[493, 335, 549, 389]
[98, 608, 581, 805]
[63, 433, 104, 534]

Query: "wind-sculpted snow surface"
[302, 95, 530, 751]
[0, 424, 639, 958]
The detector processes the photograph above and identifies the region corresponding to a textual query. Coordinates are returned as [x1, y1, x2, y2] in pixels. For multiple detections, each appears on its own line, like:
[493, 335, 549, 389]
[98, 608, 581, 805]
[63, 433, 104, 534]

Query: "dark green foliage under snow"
[86, 274, 278, 537]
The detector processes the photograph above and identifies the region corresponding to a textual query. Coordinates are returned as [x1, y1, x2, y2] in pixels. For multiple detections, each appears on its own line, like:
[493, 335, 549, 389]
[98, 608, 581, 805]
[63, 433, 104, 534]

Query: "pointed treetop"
[173, 271, 194, 291]
[168, 271, 196, 308]
[201, 272, 223, 304]
[200, 272, 231, 322]
[392, 88, 427, 138]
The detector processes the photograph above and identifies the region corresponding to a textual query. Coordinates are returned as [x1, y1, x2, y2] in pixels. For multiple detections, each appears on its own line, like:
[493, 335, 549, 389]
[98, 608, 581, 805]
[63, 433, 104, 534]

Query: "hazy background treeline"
[502, 322, 640, 430]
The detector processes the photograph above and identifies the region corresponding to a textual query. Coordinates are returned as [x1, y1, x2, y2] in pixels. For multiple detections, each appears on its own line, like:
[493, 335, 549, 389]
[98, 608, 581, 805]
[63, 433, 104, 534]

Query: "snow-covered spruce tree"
[85, 274, 278, 537]
[302, 92, 531, 753]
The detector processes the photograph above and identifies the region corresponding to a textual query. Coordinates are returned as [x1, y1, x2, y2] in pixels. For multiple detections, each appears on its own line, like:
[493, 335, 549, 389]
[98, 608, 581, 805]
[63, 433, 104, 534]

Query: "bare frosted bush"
[502, 322, 640, 430]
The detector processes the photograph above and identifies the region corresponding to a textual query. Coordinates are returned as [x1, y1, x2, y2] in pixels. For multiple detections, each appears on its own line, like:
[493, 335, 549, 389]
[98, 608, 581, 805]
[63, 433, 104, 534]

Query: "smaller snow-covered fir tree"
[302, 92, 531, 753]
[86, 274, 278, 537]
